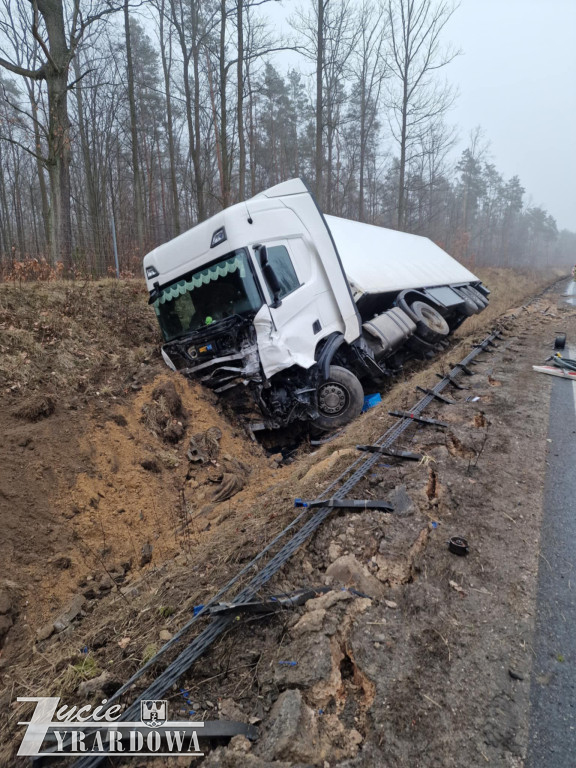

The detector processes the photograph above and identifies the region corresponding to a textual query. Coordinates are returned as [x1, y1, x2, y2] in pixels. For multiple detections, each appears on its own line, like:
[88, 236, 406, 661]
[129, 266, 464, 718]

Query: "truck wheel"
[313, 365, 364, 430]
[410, 301, 450, 342]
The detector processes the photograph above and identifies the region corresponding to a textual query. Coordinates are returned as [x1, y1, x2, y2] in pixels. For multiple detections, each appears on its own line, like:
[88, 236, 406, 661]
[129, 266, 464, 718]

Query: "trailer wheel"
[313, 366, 364, 430]
[410, 301, 450, 342]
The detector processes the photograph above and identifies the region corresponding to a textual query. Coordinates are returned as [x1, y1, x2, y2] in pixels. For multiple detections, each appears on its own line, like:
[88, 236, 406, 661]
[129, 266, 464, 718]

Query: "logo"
[16, 697, 205, 757]
[141, 700, 167, 727]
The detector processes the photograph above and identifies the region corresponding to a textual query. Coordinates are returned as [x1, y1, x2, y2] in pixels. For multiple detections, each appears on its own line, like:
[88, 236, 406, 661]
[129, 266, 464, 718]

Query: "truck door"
[252, 238, 341, 379]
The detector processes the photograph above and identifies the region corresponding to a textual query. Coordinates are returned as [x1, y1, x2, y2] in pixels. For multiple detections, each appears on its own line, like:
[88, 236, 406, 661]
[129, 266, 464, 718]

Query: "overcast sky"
[446, 0, 576, 231]
[268, 0, 576, 231]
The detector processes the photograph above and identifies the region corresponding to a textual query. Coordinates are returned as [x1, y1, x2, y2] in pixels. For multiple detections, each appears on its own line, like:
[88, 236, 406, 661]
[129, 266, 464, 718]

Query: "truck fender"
[396, 289, 434, 322]
[316, 332, 346, 380]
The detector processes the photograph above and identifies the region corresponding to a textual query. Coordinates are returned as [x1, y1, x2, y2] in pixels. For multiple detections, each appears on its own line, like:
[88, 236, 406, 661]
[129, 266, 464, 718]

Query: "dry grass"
[0, 279, 162, 397]
[454, 266, 567, 338]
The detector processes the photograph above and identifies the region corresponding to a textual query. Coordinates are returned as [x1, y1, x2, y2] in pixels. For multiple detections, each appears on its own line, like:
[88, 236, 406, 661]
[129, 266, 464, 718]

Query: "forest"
[0, 0, 574, 279]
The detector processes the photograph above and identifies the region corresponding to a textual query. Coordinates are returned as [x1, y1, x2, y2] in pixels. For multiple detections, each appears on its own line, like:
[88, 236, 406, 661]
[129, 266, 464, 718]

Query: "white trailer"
[144, 179, 488, 431]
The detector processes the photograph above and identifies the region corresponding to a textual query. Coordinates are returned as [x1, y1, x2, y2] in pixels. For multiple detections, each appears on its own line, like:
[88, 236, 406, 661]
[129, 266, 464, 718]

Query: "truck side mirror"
[257, 245, 282, 308]
[148, 281, 161, 305]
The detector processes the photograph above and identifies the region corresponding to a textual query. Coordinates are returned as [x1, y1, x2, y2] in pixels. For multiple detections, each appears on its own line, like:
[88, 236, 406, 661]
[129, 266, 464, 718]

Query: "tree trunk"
[219, 0, 230, 207]
[73, 56, 105, 272]
[315, 0, 325, 205]
[159, 0, 180, 235]
[192, 39, 206, 221]
[237, 0, 246, 201]
[34, 0, 73, 269]
[45, 67, 72, 265]
[25, 83, 51, 256]
[247, 60, 256, 196]
[358, 74, 366, 221]
[124, 0, 145, 251]
[397, 80, 408, 230]
[0, 145, 13, 256]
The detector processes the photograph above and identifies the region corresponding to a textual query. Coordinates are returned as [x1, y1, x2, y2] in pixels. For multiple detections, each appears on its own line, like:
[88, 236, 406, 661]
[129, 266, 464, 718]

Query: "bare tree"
[0, 0, 121, 269]
[168, 0, 211, 221]
[123, 0, 144, 251]
[350, 0, 388, 221]
[155, 0, 181, 235]
[291, 0, 359, 209]
[386, 0, 459, 229]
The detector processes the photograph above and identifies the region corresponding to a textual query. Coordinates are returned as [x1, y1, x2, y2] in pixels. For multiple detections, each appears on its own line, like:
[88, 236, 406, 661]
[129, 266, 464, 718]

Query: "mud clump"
[212, 472, 245, 502]
[140, 541, 153, 567]
[12, 394, 55, 421]
[152, 380, 183, 415]
[0, 588, 15, 650]
[187, 426, 222, 464]
[108, 413, 128, 427]
[141, 380, 187, 442]
[140, 458, 162, 473]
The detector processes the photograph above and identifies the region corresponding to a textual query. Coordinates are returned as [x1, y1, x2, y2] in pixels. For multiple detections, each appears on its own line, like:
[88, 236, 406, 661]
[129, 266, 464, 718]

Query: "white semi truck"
[143, 178, 488, 432]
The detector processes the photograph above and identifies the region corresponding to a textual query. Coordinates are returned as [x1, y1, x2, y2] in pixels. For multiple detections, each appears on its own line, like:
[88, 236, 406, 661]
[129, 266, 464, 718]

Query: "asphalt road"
[526, 280, 576, 766]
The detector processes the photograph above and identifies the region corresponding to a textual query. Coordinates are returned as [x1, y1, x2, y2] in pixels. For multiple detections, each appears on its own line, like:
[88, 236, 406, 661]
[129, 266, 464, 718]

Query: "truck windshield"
[153, 249, 262, 341]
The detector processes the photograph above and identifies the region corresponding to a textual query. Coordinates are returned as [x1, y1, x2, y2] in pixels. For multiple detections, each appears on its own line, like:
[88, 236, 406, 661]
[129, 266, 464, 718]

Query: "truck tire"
[313, 365, 364, 430]
[410, 301, 450, 342]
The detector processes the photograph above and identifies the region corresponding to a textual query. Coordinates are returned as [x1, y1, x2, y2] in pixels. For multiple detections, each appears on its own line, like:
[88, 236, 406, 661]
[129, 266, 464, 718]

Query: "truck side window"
[266, 245, 300, 299]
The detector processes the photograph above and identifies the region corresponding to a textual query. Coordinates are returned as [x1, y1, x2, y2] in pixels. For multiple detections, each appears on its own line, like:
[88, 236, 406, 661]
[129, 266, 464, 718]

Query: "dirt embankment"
[0, 272, 572, 767]
[0, 281, 284, 644]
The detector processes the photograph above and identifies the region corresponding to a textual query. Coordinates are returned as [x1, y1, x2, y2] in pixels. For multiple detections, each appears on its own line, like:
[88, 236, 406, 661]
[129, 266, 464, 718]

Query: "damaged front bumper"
[182, 345, 262, 394]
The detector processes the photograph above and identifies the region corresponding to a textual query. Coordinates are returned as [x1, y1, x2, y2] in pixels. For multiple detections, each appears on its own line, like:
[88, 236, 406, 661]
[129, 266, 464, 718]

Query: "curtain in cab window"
[266, 245, 300, 298]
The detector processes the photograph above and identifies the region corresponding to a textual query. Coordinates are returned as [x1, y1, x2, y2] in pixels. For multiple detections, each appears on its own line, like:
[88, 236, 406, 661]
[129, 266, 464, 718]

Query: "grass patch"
[52, 654, 102, 695]
[142, 643, 159, 663]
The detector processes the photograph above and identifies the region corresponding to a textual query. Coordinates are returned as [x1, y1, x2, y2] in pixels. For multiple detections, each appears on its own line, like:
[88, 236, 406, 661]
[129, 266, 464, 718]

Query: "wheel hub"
[422, 307, 443, 332]
[318, 383, 347, 415]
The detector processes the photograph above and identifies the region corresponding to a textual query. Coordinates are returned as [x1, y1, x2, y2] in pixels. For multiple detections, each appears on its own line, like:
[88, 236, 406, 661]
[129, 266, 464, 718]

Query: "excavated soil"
[1, 276, 575, 768]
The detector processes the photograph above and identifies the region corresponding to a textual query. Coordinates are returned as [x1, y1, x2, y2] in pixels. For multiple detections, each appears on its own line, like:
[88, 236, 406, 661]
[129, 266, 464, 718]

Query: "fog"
[446, 0, 576, 231]
[269, 0, 576, 231]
